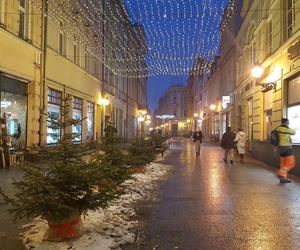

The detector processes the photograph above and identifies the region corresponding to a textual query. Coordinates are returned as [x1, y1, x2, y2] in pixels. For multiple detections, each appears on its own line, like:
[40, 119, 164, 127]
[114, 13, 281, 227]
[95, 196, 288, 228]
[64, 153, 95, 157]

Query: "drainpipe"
[39, 0, 48, 146]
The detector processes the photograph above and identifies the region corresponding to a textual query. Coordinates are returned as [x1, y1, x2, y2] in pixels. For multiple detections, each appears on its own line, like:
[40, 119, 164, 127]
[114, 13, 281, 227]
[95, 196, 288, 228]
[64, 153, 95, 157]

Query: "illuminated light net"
[32, 0, 235, 78]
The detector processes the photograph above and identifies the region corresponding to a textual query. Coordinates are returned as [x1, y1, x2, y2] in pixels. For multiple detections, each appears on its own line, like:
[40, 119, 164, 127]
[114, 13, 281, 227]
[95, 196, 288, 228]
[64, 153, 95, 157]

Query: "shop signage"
[222, 96, 231, 109]
[288, 39, 300, 60]
[156, 115, 175, 119]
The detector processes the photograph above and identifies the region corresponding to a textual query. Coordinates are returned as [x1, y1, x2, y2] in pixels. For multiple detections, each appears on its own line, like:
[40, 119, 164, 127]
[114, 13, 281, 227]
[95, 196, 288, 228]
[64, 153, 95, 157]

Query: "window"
[251, 41, 256, 65]
[287, 76, 300, 144]
[247, 98, 253, 141]
[264, 90, 273, 141]
[72, 97, 83, 142]
[47, 89, 62, 144]
[87, 101, 94, 140]
[73, 37, 78, 64]
[58, 21, 64, 55]
[19, 0, 28, 38]
[287, 0, 296, 38]
[173, 95, 177, 104]
[268, 20, 273, 54]
[0, 0, 5, 25]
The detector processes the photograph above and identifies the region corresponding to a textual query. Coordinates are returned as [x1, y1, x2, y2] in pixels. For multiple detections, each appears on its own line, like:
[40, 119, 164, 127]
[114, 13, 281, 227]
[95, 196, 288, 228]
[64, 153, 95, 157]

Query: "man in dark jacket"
[221, 127, 236, 164]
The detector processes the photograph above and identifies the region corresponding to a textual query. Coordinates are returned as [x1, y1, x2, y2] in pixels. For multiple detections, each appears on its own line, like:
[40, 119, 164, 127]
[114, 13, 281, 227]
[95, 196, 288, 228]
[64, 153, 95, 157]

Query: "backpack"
[270, 129, 280, 146]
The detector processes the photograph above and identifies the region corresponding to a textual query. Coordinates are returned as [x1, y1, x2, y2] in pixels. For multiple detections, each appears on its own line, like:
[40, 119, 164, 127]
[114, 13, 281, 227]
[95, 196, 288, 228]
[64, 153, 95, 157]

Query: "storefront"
[287, 75, 300, 144]
[0, 75, 28, 149]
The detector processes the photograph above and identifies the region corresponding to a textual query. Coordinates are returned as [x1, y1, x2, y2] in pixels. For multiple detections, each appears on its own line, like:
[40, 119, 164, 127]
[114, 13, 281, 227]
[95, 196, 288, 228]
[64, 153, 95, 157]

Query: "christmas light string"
[30, 0, 235, 77]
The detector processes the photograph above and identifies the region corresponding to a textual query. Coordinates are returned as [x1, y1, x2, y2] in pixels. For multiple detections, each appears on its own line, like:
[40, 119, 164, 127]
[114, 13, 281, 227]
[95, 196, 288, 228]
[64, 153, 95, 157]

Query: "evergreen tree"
[127, 137, 155, 167]
[0, 95, 118, 223]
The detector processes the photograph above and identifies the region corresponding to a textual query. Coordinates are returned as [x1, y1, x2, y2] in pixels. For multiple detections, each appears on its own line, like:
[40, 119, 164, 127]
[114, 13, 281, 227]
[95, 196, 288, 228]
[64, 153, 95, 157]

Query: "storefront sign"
[221, 96, 231, 109]
[288, 39, 300, 60]
[156, 115, 175, 119]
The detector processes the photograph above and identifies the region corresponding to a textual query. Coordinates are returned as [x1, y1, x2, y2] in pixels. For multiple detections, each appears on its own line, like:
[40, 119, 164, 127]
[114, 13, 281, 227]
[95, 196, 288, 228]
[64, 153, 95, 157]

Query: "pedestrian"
[234, 128, 247, 163]
[193, 129, 203, 157]
[275, 118, 296, 183]
[221, 127, 236, 164]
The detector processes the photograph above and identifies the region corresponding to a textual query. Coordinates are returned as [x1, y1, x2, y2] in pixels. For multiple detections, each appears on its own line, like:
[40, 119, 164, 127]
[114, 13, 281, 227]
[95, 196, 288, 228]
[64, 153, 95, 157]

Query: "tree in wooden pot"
[0, 95, 118, 242]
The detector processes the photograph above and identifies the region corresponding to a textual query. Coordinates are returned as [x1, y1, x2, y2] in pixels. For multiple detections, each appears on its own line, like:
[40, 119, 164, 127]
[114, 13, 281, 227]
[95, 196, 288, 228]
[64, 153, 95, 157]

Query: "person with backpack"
[234, 128, 247, 163]
[221, 127, 236, 164]
[193, 129, 203, 157]
[272, 118, 296, 183]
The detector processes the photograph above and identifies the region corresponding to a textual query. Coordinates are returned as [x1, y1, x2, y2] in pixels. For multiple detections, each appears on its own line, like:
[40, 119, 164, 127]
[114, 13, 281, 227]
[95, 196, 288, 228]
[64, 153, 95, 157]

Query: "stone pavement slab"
[123, 139, 300, 250]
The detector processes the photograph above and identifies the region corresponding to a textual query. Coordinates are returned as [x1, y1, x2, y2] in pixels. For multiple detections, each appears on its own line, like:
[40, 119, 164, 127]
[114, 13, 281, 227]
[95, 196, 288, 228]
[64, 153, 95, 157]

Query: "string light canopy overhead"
[33, 0, 235, 78]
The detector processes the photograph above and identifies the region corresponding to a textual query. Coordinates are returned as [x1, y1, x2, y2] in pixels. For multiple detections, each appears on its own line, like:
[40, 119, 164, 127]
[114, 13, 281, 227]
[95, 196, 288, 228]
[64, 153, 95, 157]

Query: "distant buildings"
[0, 0, 147, 148]
[155, 85, 191, 136]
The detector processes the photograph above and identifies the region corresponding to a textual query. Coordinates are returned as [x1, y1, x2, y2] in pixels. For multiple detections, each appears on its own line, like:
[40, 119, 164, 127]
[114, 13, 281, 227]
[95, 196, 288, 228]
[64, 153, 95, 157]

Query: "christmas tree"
[0, 95, 120, 241]
[127, 137, 155, 167]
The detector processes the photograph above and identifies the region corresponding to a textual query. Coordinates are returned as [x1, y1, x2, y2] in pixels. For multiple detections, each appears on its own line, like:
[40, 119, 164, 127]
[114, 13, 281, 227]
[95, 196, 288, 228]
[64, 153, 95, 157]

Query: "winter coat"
[234, 131, 247, 154]
[276, 125, 296, 147]
[221, 131, 236, 149]
[193, 132, 203, 143]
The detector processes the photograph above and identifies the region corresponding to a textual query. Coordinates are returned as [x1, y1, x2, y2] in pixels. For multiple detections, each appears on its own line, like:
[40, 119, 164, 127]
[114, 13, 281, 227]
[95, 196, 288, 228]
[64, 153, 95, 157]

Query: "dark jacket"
[193, 132, 203, 143]
[221, 131, 236, 149]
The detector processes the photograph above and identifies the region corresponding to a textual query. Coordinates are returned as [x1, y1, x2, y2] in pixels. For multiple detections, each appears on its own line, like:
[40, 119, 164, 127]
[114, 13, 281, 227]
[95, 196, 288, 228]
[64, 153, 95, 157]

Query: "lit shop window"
[287, 76, 300, 144]
[47, 89, 62, 144]
[87, 101, 94, 140]
[73, 97, 83, 142]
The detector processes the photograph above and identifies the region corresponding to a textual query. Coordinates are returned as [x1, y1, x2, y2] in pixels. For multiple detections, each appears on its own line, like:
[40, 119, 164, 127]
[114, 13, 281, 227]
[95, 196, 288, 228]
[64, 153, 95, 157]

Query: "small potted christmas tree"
[127, 137, 155, 172]
[0, 94, 118, 241]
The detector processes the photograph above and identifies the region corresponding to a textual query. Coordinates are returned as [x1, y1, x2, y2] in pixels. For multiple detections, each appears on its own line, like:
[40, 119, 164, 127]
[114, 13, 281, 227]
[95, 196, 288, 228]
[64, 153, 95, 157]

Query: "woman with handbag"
[234, 128, 247, 163]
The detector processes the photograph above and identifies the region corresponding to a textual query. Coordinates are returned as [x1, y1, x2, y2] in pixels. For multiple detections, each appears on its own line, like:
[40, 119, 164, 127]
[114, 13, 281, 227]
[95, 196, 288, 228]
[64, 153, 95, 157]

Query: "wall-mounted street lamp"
[251, 65, 278, 91]
[210, 104, 216, 111]
[99, 98, 110, 106]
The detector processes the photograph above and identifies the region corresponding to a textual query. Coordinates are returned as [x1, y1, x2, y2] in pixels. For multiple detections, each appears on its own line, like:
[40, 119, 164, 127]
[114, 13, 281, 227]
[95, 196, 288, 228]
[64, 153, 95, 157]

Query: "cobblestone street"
[124, 139, 300, 250]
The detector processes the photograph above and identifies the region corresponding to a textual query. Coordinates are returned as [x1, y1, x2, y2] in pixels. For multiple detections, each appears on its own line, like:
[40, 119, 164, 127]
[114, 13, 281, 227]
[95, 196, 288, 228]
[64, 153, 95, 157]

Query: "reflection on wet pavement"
[124, 139, 300, 250]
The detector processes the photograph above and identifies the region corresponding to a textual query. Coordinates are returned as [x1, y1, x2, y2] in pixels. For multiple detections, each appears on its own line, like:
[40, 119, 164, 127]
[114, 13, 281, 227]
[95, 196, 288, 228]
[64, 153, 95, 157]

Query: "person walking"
[221, 127, 236, 164]
[234, 128, 247, 163]
[275, 118, 296, 183]
[193, 129, 203, 157]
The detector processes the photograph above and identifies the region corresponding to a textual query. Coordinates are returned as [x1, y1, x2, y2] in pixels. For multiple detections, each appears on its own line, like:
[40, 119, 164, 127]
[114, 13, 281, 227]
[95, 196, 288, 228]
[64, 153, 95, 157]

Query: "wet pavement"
[124, 139, 300, 250]
[0, 168, 26, 250]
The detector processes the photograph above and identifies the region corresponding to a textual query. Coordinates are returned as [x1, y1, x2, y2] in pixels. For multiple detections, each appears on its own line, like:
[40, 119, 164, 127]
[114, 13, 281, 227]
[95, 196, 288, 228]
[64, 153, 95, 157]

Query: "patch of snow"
[23, 163, 172, 250]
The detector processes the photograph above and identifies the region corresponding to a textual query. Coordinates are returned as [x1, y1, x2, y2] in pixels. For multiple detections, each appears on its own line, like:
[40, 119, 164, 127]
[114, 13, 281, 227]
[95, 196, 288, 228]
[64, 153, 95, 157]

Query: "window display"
[287, 105, 300, 144]
[287, 76, 300, 144]
[47, 89, 61, 144]
[87, 101, 94, 140]
[73, 97, 83, 142]
[0, 76, 27, 149]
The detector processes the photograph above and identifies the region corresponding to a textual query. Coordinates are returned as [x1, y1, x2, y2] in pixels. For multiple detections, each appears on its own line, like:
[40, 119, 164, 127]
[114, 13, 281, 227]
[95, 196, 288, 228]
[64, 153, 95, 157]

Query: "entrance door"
[172, 124, 178, 137]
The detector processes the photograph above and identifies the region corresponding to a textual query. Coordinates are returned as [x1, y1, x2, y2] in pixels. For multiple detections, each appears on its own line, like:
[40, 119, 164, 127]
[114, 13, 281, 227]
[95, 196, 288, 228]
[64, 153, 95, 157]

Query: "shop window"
[47, 88, 62, 144]
[73, 97, 83, 142]
[247, 98, 253, 141]
[0, 76, 27, 149]
[87, 101, 94, 140]
[288, 76, 300, 144]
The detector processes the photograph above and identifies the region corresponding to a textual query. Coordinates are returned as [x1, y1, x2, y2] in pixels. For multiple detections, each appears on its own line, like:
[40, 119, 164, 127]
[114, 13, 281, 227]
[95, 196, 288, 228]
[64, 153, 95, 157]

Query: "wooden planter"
[45, 213, 83, 242]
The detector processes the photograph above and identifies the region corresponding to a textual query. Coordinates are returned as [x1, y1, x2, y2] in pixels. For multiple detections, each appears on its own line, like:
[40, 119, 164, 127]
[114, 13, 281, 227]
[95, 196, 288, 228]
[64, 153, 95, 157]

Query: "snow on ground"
[23, 162, 172, 250]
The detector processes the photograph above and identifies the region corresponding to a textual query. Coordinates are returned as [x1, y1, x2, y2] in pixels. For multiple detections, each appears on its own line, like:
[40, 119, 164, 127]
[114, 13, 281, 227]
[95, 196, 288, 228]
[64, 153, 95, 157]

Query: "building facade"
[155, 85, 190, 137]
[0, 0, 147, 149]
[199, 0, 300, 172]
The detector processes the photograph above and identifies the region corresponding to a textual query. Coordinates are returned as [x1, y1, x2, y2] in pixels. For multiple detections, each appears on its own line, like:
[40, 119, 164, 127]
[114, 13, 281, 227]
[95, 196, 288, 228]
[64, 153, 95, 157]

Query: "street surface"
[124, 139, 300, 250]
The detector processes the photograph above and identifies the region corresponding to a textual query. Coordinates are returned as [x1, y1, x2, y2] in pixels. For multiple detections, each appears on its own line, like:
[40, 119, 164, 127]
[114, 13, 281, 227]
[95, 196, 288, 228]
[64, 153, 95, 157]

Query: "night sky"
[123, 0, 231, 111]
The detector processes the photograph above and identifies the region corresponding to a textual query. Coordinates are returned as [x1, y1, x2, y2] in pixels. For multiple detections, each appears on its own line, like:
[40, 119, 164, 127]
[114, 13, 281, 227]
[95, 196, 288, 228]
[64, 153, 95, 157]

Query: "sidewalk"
[124, 139, 300, 250]
[0, 168, 26, 250]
